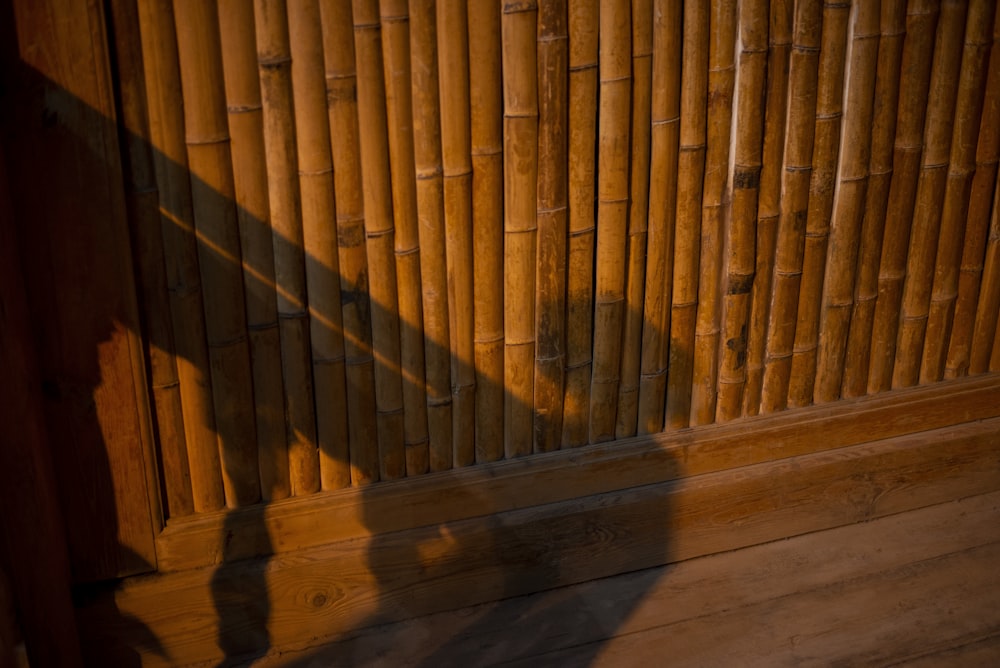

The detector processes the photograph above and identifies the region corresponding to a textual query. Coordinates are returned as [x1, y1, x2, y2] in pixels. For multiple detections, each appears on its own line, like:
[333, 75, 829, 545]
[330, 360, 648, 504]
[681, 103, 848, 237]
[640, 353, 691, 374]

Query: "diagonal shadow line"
[0, 2, 676, 665]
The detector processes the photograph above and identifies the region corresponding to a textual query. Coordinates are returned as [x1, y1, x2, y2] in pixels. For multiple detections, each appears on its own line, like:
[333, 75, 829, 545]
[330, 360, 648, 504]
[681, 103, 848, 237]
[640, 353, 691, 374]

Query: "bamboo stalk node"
[258, 57, 292, 69]
[207, 335, 250, 349]
[651, 115, 680, 127]
[227, 104, 263, 114]
[185, 135, 230, 146]
[503, 1, 538, 14]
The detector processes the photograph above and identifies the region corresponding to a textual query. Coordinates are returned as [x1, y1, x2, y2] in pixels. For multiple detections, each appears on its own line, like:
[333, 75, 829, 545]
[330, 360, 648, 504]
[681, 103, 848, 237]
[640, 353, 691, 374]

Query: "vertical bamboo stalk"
[410, 0, 453, 472]
[636, 0, 681, 434]
[562, 0, 598, 445]
[534, 0, 568, 451]
[922, 0, 996, 381]
[468, 0, 505, 462]
[716, 0, 767, 421]
[615, 0, 651, 438]
[173, 0, 261, 508]
[111, 0, 193, 518]
[760, 0, 822, 414]
[841, 0, 907, 398]
[892, 0, 966, 389]
[502, 0, 538, 458]
[971, 170, 1000, 371]
[351, 0, 406, 480]
[867, 0, 940, 393]
[217, 0, 291, 501]
[590, 0, 631, 441]
[786, 0, 850, 409]
[813, 1, 880, 403]
[743, 0, 793, 416]
[438, 0, 476, 467]
[948, 6, 1000, 377]
[664, 0, 709, 428]
[288, 0, 352, 490]
[689, 0, 735, 426]
[254, 0, 320, 496]
[318, 0, 380, 484]
[138, 0, 224, 513]
[378, 0, 430, 475]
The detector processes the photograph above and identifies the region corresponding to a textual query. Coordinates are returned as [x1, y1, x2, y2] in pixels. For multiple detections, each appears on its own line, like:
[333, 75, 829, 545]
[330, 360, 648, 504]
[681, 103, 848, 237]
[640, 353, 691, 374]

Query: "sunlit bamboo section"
[132, 0, 1000, 518]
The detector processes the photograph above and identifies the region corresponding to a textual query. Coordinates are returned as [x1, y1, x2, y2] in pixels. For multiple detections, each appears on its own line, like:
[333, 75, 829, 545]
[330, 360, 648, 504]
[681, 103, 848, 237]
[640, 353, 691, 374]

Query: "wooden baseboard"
[155, 373, 1000, 573]
[76, 409, 1000, 666]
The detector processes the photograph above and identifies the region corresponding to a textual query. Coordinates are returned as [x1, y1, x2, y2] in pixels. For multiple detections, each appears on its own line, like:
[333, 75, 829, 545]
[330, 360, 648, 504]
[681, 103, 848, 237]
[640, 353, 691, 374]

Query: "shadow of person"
[1, 2, 679, 666]
[211, 508, 273, 666]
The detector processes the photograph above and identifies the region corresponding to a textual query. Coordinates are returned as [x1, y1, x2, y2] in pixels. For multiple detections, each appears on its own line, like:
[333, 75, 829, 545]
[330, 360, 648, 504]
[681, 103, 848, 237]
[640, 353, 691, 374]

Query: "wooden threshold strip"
[78, 413, 1000, 666]
[155, 373, 1000, 572]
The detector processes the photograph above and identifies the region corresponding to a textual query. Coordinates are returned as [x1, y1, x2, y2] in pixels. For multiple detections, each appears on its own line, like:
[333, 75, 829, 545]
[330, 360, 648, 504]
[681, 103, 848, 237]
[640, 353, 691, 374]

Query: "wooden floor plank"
[256, 491, 1000, 667]
[544, 542, 1000, 668]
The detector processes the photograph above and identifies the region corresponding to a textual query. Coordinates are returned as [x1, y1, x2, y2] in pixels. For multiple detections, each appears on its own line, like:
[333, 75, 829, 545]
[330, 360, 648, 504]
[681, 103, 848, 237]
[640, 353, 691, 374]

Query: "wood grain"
[79, 415, 1000, 665]
[154, 372, 1000, 572]
[267, 490, 1000, 667]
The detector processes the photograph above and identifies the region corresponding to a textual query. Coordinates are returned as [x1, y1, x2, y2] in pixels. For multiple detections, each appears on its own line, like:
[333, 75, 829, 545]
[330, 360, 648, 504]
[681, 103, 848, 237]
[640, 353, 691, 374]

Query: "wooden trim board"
[77, 413, 1000, 666]
[155, 373, 1000, 572]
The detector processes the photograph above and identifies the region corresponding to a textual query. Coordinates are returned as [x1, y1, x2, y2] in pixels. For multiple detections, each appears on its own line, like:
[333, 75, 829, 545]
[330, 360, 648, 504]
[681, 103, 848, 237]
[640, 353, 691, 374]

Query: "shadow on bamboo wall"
[5, 0, 670, 665]
[4, 0, 1000, 664]
[120, 0, 1000, 524]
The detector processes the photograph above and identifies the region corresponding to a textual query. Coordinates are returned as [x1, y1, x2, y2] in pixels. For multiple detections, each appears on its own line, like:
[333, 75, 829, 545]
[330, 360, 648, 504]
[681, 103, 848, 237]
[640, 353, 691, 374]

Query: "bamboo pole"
[971, 170, 1000, 372]
[742, 0, 792, 416]
[922, 0, 996, 381]
[468, 0, 505, 462]
[562, 0, 597, 445]
[217, 0, 291, 502]
[948, 6, 1000, 377]
[867, 0, 940, 393]
[502, 0, 538, 458]
[379, 0, 430, 475]
[438, 0, 476, 467]
[689, 0, 735, 426]
[254, 0, 320, 496]
[841, 0, 907, 398]
[111, 0, 193, 518]
[616, 0, 651, 438]
[716, 0, 767, 421]
[760, 0, 822, 414]
[534, 0, 568, 451]
[892, 0, 967, 389]
[173, 0, 261, 508]
[288, 0, 352, 490]
[318, 0, 380, 484]
[590, 0, 631, 441]
[137, 0, 224, 513]
[352, 0, 406, 480]
[636, 0, 681, 434]
[410, 0, 452, 472]
[664, 0, 708, 429]
[786, 0, 849, 409]
[813, 1, 880, 404]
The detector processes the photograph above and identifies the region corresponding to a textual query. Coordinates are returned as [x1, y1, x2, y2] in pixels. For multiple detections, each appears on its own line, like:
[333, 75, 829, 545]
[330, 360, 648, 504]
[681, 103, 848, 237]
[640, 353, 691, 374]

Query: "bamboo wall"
[124, 0, 1000, 519]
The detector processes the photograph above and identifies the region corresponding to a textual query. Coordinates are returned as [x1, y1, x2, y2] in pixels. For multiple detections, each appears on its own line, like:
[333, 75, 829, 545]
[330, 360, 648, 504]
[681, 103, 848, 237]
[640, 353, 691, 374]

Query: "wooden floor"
[253, 491, 1000, 667]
